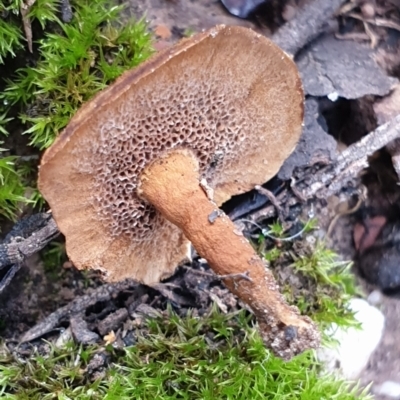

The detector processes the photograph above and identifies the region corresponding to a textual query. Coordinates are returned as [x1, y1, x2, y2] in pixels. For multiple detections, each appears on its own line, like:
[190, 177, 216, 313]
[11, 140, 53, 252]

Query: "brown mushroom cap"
[38, 25, 304, 284]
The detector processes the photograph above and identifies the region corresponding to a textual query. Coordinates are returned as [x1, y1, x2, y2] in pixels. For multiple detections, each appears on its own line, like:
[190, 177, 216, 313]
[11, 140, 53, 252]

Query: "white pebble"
[55, 327, 72, 348]
[374, 381, 400, 399]
[317, 298, 385, 380]
[367, 290, 383, 306]
[328, 92, 339, 102]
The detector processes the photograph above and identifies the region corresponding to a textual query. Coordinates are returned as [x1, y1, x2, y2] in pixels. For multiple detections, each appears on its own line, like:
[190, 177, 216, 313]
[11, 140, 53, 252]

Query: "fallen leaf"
[103, 330, 116, 346]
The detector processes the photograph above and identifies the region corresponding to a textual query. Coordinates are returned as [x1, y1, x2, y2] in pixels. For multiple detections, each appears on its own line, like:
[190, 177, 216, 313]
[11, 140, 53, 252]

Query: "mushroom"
[38, 25, 320, 359]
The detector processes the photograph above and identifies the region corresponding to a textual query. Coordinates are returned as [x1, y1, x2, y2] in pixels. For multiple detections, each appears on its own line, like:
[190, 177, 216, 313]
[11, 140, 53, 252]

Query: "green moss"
[0, 307, 372, 400]
[0, 18, 23, 63]
[41, 241, 66, 275]
[2, 0, 153, 149]
[0, 155, 30, 220]
[259, 220, 361, 336]
[0, 0, 154, 220]
[291, 243, 359, 330]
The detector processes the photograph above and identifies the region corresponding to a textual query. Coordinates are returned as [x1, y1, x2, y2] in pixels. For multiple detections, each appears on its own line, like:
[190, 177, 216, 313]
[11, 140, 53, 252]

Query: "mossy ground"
[0, 0, 153, 222]
[0, 306, 371, 400]
[263, 223, 360, 333]
[0, 220, 371, 399]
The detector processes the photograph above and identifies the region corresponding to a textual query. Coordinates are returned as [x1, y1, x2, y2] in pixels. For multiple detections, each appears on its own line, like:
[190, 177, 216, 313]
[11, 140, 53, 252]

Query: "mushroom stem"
[139, 149, 320, 359]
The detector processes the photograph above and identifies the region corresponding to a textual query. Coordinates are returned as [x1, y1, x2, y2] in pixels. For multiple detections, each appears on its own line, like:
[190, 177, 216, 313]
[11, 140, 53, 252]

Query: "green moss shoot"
[0, 0, 154, 220]
[260, 220, 361, 338]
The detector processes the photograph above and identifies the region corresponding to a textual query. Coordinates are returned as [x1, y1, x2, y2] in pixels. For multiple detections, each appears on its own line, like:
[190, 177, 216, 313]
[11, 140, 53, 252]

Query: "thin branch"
[249, 114, 400, 223]
[0, 213, 59, 293]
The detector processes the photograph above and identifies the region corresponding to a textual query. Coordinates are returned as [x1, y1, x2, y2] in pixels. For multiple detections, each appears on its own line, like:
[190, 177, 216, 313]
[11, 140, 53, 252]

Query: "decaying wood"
[0, 213, 59, 293]
[254, 185, 286, 222]
[19, 280, 138, 343]
[272, 0, 345, 56]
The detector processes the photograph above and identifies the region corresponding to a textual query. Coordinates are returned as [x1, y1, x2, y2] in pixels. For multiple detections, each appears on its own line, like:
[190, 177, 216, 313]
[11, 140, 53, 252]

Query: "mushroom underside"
[38, 25, 314, 359]
[138, 149, 320, 359]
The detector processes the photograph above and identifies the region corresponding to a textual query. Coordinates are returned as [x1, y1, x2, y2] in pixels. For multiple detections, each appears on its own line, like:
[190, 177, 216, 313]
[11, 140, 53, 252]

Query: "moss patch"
[0, 0, 153, 220]
[254, 219, 360, 338]
[0, 307, 371, 400]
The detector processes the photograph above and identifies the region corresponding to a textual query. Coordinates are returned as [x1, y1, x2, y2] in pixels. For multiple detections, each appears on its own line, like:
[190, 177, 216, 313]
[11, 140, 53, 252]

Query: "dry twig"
[248, 114, 400, 224]
[0, 213, 59, 292]
[19, 280, 138, 343]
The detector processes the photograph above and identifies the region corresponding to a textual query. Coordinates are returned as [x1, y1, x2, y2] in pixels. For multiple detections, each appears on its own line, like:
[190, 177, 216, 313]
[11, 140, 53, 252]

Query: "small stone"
[305, 235, 316, 245]
[317, 298, 385, 380]
[374, 381, 400, 399]
[55, 327, 72, 348]
[282, 4, 296, 21]
[62, 261, 73, 269]
[367, 290, 382, 306]
[361, 2, 375, 19]
[122, 331, 136, 347]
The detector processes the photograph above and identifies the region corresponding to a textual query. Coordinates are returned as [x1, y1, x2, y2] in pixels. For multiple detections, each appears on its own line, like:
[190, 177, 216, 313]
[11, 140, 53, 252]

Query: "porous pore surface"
[38, 25, 303, 284]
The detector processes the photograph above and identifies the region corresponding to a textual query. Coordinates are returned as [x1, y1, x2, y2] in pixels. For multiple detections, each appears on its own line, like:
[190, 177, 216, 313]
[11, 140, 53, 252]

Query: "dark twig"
[184, 266, 252, 282]
[0, 213, 58, 268]
[20, 279, 138, 343]
[336, 115, 400, 171]
[248, 190, 297, 223]
[290, 177, 307, 202]
[0, 213, 60, 293]
[0, 264, 22, 293]
[306, 113, 400, 199]
[255, 185, 285, 221]
[272, 0, 345, 56]
[249, 114, 400, 224]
